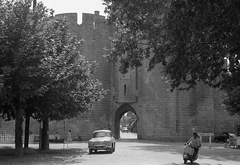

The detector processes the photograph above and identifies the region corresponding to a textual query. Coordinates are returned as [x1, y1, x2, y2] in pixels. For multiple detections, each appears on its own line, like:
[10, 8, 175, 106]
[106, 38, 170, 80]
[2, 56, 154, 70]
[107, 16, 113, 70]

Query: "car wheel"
[89, 149, 92, 154]
[109, 145, 114, 153]
[184, 159, 187, 164]
[229, 142, 235, 148]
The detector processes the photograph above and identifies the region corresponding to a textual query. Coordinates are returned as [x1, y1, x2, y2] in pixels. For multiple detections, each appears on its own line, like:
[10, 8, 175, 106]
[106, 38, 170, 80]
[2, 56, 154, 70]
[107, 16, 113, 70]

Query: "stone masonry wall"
[1, 11, 240, 142]
[135, 58, 240, 141]
[0, 11, 114, 141]
[47, 11, 114, 140]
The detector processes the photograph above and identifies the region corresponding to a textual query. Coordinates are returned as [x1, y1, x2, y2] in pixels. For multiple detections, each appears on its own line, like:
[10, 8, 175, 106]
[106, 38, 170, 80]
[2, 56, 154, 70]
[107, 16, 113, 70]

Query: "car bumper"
[89, 145, 111, 150]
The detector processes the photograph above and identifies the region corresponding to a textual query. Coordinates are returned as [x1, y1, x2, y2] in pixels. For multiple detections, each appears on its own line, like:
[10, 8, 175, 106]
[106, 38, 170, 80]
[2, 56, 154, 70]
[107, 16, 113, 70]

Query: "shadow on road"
[126, 141, 240, 164]
[88, 150, 112, 155]
[0, 147, 88, 165]
[163, 163, 200, 165]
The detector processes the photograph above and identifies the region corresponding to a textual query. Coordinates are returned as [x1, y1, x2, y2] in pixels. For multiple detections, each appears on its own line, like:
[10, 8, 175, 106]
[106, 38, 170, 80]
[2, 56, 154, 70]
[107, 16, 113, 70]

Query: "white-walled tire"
[89, 149, 93, 154]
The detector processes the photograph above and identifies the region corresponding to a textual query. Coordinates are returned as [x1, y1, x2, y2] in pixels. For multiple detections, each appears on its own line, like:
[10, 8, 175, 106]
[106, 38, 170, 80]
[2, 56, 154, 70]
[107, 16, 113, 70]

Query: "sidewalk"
[0, 140, 237, 150]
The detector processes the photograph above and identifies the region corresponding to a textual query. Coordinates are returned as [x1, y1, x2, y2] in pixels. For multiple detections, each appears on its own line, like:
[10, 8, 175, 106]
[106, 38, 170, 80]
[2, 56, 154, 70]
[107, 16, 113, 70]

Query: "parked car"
[214, 132, 236, 143]
[88, 130, 116, 154]
[121, 127, 129, 133]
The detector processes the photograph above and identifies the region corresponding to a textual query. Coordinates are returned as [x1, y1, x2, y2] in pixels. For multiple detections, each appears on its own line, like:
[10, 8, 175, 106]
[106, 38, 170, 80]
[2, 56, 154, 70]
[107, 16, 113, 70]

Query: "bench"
[48, 134, 71, 149]
[198, 133, 214, 148]
[49, 134, 63, 143]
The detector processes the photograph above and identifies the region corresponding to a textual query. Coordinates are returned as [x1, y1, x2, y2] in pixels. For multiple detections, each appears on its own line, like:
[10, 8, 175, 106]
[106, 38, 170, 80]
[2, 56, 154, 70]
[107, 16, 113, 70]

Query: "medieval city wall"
[48, 11, 114, 140]
[1, 11, 240, 142]
[0, 11, 114, 140]
[133, 59, 240, 141]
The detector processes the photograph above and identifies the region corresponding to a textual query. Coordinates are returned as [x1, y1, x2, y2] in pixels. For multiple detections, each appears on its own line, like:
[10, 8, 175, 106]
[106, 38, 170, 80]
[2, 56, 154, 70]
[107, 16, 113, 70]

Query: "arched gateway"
[114, 104, 137, 139]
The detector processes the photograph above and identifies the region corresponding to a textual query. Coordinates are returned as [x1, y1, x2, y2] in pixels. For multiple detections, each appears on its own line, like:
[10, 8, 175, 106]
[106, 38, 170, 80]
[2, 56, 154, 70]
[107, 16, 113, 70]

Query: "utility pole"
[0, 74, 3, 90]
[24, 0, 37, 149]
[33, 0, 36, 10]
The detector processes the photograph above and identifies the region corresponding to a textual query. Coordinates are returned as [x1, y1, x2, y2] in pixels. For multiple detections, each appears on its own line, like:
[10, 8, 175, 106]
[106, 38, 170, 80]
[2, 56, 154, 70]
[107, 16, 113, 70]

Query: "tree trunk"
[33, 0, 37, 10]
[40, 115, 49, 150]
[39, 121, 42, 150]
[15, 108, 24, 156]
[24, 111, 30, 148]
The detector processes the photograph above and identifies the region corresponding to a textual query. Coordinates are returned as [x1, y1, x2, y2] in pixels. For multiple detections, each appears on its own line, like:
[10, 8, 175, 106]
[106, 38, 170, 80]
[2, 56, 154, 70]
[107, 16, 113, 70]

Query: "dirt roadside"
[0, 145, 87, 165]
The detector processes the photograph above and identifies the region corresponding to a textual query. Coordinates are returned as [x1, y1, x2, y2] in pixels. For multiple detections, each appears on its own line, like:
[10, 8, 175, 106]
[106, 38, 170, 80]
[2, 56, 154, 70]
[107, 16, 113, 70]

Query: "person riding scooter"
[183, 132, 202, 164]
[186, 132, 202, 157]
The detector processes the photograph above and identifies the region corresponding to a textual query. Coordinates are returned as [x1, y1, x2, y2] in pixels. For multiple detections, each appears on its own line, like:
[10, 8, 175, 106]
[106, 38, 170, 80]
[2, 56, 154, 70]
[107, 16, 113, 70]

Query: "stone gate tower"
[49, 11, 116, 140]
[54, 11, 240, 141]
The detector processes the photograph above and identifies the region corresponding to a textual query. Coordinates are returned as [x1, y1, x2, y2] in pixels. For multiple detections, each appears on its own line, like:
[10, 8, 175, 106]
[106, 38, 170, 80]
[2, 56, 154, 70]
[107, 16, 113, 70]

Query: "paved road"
[76, 139, 240, 165]
[120, 132, 138, 139]
[1, 133, 240, 165]
[61, 132, 240, 165]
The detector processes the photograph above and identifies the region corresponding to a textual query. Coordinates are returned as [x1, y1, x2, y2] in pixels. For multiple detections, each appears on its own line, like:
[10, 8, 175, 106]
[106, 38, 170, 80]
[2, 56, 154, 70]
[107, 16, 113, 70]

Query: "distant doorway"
[237, 125, 240, 136]
[120, 111, 137, 139]
[114, 104, 137, 139]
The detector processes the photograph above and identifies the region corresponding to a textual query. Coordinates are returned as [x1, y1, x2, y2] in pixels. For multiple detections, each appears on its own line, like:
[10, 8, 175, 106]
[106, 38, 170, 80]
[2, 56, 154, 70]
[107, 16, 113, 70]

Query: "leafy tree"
[103, 0, 240, 115]
[0, 0, 48, 156]
[30, 35, 106, 121]
[28, 36, 106, 150]
[0, 0, 106, 156]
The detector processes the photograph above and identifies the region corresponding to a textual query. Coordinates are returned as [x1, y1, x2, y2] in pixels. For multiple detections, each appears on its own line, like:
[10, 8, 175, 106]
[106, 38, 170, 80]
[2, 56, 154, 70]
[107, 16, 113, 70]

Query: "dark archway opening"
[114, 104, 137, 139]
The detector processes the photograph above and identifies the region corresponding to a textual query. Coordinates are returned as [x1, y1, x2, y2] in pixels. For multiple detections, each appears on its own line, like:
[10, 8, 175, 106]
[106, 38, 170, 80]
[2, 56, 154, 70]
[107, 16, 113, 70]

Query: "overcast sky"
[40, 0, 107, 24]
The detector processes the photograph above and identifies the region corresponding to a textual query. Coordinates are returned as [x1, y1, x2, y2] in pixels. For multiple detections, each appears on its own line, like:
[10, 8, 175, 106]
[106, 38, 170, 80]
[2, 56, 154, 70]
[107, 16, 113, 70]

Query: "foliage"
[0, 0, 106, 156]
[103, 0, 240, 115]
[0, 0, 52, 119]
[30, 36, 107, 121]
[0, 0, 106, 121]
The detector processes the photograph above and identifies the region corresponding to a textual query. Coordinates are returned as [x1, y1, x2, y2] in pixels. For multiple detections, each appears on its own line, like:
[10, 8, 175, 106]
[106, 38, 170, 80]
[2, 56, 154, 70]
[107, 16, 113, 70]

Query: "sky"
[39, 0, 107, 24]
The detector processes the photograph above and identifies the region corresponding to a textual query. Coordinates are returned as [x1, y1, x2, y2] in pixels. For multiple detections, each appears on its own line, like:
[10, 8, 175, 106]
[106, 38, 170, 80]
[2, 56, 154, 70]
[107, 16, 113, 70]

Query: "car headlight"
[104, 141, 111, 146]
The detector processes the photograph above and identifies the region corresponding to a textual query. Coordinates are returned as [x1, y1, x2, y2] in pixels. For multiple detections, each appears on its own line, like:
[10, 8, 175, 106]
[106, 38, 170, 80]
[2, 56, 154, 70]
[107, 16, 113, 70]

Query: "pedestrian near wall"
[67, 130, 72, 143]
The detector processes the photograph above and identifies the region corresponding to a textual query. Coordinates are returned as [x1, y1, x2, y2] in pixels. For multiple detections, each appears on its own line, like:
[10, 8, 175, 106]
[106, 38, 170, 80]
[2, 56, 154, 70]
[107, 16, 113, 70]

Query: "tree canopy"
[103, 0, 240, 115]
[0, 0, 106, 156]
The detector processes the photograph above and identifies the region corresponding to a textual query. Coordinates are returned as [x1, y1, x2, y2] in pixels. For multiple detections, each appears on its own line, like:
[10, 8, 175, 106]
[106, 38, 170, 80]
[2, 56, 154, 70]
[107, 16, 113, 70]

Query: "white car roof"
[229, 133, 236, 136]
[92, 130, 111, 133]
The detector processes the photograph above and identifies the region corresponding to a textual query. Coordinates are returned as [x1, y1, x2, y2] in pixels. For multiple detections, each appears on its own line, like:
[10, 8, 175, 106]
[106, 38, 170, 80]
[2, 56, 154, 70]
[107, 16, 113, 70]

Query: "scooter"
[183, 143, 198, 164]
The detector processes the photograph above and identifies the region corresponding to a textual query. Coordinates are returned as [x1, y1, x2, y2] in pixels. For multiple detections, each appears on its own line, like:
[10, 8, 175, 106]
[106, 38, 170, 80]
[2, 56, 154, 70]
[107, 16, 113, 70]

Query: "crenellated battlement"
[55, 13, 78, 24]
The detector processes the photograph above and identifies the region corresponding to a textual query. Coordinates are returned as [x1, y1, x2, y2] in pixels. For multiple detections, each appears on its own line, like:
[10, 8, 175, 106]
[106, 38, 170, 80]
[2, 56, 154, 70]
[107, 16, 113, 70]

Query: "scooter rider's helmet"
[193, 132, 199, 138]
